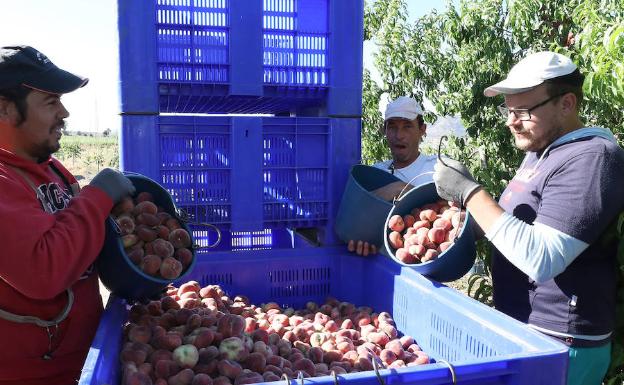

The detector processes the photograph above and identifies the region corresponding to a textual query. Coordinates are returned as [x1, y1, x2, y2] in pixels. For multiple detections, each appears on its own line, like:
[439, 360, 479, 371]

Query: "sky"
[1, 0, 449, 133]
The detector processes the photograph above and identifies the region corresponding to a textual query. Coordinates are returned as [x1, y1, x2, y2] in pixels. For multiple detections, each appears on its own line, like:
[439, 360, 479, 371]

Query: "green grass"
[60, 134, 117, 146]
[56, 134, 120, 182]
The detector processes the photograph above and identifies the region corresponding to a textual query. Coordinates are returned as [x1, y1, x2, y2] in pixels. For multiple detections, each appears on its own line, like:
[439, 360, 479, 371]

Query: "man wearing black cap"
[0, 46, 135, 385]
[433, 51, 624, 384]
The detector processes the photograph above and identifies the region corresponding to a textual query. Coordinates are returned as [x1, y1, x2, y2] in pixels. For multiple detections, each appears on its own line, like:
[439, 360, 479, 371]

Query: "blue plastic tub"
[118, 0, 363, 116]
[119, 115, 361, 249]
[334, 164, 402, 248]
[383, 182, 477, 282]
[80, 247, 568, 385]
[96, 173, 197, 302]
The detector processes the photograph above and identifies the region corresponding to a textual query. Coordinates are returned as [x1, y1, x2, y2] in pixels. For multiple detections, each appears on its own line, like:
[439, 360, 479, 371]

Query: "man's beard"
[35, 120, 65, 162]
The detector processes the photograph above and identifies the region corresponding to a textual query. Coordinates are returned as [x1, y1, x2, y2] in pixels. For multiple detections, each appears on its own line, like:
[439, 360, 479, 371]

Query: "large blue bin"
[80, 247, 568, 385]
[118, 0, 363, 116]
[119, 115, 361, 250]
[383, 182, 477, 282]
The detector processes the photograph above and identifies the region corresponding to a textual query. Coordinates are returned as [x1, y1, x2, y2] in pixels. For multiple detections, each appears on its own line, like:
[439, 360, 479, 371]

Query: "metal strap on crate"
[281, 371, 305, 385]
[364, 346, 387, 385]
[297, 371, 305, 385]
[371, 353, 387, 385]
[331, 370, 340, 385]
[436, 359, 457, 384]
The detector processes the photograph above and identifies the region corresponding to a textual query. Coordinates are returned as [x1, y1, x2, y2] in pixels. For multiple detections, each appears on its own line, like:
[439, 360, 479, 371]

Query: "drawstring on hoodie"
[43, 324, 59, 360]
[0, 288, 74, 360]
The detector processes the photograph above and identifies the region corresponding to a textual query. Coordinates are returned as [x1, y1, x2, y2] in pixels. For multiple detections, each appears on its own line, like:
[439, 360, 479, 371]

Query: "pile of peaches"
[120, 282, 431, 385]
[111, 192, 193, 280]
[387, 200, 466, 264]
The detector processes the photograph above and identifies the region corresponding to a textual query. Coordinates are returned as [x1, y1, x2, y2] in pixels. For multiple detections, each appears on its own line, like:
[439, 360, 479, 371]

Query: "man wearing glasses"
[433, 51, 624, 385]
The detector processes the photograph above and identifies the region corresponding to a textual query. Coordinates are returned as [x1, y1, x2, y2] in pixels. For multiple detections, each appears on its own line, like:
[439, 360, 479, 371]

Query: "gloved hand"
[433, 158, 481, 206]
[89, 168, 136, 204]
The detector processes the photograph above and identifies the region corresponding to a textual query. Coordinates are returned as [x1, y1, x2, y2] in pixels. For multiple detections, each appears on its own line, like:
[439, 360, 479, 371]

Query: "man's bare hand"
[347, 240, 378, 256]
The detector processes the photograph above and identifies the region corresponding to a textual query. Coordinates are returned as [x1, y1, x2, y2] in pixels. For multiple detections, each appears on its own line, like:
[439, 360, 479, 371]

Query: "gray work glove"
[433, 158, 481, 206]
[89, 168, 136, 204]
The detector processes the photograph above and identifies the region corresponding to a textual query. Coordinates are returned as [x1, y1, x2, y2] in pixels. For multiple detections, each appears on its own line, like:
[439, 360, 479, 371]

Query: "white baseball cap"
[384, 96, 424, 121]
[484, 51, 577, 97]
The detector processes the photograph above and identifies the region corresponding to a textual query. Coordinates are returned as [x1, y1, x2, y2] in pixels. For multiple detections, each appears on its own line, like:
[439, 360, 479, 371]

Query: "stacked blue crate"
[119, 115, 360, 250]
[118, 0, 363, 116]
[118, 0, 364, 249]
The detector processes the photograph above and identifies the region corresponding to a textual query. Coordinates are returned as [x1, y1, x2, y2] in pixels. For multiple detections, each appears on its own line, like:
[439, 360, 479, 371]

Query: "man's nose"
[58, 102, 70, 119]
[393, 127, 407, 140]
[506, 111, 521, 127]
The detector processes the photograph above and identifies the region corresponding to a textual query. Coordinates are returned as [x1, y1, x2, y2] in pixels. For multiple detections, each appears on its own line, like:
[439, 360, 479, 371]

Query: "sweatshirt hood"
[0, 148, 54, 178]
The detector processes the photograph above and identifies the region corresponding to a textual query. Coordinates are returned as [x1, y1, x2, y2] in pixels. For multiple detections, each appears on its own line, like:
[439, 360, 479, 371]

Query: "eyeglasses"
[497, 92, 567, 121]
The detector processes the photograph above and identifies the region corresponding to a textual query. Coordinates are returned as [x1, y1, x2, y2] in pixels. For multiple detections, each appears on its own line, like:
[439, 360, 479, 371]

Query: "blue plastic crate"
[118, 0, 363, 115]
[119, 115, 361, 249]
[79, 247, 568, 385]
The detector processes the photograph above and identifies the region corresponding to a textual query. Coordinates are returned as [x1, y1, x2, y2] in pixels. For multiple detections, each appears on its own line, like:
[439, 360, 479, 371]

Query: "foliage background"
[363, 0, 623, 382]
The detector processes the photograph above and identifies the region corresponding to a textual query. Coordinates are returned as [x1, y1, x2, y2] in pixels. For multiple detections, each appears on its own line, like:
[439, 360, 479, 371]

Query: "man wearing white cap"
[433, 51, 624, 385]
[373, 96, 436, 191]
[348, 96, 436, 255]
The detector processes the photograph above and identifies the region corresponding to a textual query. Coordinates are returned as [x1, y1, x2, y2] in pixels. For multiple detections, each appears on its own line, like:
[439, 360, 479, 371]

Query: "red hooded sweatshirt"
[0, 148, 112, 385]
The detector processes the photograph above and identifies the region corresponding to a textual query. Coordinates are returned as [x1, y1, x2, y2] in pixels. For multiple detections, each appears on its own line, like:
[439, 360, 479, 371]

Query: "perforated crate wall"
[120, 115, 361, 250]
[118, 0, 363, 115]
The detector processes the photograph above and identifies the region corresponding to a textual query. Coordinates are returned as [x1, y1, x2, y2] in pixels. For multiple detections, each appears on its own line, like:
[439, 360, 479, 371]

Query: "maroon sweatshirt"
[0, 148, 112, 384]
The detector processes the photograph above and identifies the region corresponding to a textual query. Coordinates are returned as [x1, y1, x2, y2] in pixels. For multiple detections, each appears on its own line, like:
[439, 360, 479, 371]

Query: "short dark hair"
[0, 85, 31, 125]
[543, 68, 584, 109]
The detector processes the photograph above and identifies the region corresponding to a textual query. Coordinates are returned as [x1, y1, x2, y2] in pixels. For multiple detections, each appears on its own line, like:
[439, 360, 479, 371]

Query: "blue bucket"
[96, 173, 198, 302]
[335, 165, 402, 248]
[382, 182, 477, 282]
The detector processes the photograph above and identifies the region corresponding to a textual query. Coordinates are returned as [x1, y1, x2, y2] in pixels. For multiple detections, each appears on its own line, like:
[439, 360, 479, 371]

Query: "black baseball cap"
[0, 45, 88, 94]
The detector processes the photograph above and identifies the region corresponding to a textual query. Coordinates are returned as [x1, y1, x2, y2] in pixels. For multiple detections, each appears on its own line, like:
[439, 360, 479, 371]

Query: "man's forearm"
[464, 188, 505, 234]
[464, 188, 588, 282]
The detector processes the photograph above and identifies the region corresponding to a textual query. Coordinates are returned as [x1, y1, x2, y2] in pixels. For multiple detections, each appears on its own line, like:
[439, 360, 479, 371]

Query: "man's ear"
[0, 97, 8, 119]
[560, 92, 578, 115]
[0, 97, 12, 120]
[0, 97, 17, 124]
[420, 123, 427, 135]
